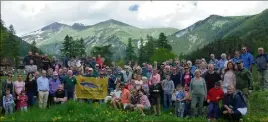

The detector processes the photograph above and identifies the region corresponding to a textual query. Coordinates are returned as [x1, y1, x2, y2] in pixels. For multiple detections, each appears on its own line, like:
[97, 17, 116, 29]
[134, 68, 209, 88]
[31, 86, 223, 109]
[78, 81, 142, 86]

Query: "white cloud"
[1, 1, 268, 36]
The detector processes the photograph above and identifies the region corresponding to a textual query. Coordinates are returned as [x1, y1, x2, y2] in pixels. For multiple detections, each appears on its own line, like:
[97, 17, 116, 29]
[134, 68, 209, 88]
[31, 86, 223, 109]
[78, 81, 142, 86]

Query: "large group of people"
[1, 46, 268, 122]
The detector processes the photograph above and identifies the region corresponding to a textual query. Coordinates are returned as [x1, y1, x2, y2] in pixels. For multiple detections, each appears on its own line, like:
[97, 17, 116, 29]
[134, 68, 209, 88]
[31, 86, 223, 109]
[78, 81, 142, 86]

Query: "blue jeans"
[163, 93, 172, 111]
[175, 101, 185, 117]
[27, 92, 36, 106]
[5, 105, 13, 116]
[208, 102, 220, 118]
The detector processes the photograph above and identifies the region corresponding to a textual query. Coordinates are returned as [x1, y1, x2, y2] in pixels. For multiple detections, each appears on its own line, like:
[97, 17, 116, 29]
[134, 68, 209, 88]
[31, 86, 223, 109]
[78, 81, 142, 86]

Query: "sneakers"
[141, 113, 145, 116]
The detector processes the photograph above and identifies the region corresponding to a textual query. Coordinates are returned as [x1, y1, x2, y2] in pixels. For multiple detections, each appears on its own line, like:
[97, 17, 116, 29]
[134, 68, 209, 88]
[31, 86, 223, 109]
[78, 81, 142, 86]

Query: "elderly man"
[62, 70, 77, 100]
[53, 84, 67, 104]
[48, 71, 61, 107]
[222, 85, 247, 121]
[23, 51, 34, 66]
[255, 47, 268, 90]
[240, 46, 254, 71]
[209, 54, 218, 70]
[37, 70, 50, 109]
[121, 66, 133, 83]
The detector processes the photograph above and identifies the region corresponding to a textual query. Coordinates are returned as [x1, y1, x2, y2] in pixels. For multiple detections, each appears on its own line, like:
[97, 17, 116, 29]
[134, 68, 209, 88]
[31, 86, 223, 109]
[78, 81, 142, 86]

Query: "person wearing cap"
[235, 60, 253, 99]
[48, 71, 61, 107]
[161, 73, 175, 111]
[206, 81, 224, 121]
[53, 84, 67, 104]
[255, 47, 268, 90]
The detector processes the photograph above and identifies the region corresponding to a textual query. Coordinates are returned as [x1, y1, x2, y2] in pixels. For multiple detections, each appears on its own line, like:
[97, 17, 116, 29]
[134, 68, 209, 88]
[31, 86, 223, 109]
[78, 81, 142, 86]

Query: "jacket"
[256, 54, 268, 71]
[235, 68, 253, 90]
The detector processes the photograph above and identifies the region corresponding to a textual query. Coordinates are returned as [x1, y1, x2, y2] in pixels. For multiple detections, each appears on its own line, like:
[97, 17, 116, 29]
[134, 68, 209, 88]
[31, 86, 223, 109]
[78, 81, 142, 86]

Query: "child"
[17, 90, 28, 112]
[3, 88, 15, 116]
[184, 85, 191, 117]
[175, 85, 185, 117]
[110, 83, 122, 107]
[142, 76, 149, 96]
[206, 82, 224, 121]
[134, 75, 143, 90]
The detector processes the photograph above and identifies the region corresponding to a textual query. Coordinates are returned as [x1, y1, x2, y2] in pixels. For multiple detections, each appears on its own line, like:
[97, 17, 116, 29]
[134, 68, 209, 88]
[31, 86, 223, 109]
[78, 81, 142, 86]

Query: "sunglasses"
[184, 68, 189, 69]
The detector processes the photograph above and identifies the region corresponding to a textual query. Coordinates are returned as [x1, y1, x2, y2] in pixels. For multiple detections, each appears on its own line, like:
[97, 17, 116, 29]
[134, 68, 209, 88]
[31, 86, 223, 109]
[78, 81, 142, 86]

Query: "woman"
[25, 73, 38, 106]
[1, 72, 14, 114]
[181, 65, 194, 87]
[134, 89, 151, 116]
[200, 62, 208, 75]
[149, 69, 161, 86]
[222, 85, 247, 121]
[222, 61, 236, 93]
[190, 69, 207, 117]
[14, 74, 26, 110]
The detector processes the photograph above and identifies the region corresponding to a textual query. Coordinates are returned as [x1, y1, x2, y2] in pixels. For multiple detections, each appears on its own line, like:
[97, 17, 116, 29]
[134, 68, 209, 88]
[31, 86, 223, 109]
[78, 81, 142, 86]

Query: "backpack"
[233, 90, 247, 106]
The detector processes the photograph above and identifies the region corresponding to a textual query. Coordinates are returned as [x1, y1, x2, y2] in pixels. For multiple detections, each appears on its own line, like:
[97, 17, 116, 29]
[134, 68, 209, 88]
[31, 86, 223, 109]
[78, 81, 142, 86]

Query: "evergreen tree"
[77, 38, 86, 58]
[143, 35, 155, 63]
[7, 25, 19, 66]
[31, 40, 39, 54]
[91, 44, 113, 64]
[61, 35, 72, 58]
[125, 37, 136, 63]
[157, 32, 172, 51]
[138, 37, 145, 64]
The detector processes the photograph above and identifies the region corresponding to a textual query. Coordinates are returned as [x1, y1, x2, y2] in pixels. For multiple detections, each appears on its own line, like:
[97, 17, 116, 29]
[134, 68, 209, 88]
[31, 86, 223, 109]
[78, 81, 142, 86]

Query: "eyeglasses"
[184, 68, 189, 69]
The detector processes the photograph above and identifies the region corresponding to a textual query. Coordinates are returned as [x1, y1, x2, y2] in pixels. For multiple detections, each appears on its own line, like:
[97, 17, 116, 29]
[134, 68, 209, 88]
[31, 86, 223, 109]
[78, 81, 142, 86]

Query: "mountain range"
[21, 9, 268, 59]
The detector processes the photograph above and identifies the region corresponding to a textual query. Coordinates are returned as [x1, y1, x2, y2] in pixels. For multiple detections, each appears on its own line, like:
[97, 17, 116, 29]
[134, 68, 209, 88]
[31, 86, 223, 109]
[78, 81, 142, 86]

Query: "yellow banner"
[75, 76, 108, 99]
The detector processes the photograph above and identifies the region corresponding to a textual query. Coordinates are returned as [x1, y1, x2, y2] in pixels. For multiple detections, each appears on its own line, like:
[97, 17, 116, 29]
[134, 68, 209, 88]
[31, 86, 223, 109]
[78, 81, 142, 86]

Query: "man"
[23, 51, 34, 65]
[171, 67, 181, 88]
[255, 47, 268, 90]
[235, 60, 253, 100]
[107, 68, 116, 94]
[48, 71, 61, 107]
[84, 67, 95, 77]
[209, 54, 218, 71]
[53, 84, 67, 104]
[37, 70, 50, 109]
[240, 46, 254, 71]
[232, 51, 241, 64]
[42, 54, 52, 71]
[203, 64, 222, 92]
[62, 70, 77, 100]
[34, 53, 42, 71]
[93, 64, 100, 77]
[121, 66, 133, 83]
[25, 60, 37, 74]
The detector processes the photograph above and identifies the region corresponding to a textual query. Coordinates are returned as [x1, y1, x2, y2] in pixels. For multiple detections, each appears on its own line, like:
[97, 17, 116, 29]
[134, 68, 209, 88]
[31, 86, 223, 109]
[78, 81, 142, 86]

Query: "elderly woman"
[200, 62, 208, 75]
[222, 85, 247, 121]
[217, 53, 228, 74]
[190, 69, 207, 117]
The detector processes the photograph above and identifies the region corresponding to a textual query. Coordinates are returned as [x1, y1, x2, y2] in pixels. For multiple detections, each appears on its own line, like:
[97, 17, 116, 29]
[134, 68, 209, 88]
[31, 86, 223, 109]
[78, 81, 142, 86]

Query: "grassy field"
[1, 67, 268, 121]
[1, 90, 268, 122]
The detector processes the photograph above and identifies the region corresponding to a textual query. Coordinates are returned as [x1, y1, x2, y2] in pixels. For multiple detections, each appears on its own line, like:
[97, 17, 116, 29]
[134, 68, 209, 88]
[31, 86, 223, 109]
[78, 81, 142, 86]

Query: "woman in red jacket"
[206, 81, 224, 121]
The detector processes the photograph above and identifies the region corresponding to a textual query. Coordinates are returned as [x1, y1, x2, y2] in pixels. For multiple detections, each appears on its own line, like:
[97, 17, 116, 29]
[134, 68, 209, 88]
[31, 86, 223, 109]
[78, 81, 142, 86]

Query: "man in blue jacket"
[256, 47, 268, 91]
[240, 46, 254, 71]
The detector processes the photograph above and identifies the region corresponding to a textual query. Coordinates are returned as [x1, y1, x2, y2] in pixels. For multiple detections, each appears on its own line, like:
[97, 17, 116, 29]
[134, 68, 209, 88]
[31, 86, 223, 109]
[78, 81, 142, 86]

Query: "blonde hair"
[194, 69, 201, 75]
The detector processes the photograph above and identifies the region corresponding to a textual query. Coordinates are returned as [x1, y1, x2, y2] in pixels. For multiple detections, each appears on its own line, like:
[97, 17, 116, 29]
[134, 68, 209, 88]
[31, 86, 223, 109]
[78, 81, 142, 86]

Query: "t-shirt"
[139, 95, 151, 107]
[184, 74, 191, 86]
[18, 95, 28, 107]
[176, 90, 185, 100]
[111, 89, 121, 98]
[63, 77, 77, 91]
[121, 88, 130, 104]
[14, 81, 25, 96]
[54, 90, 67, 98]
[203, 72, 222, 91]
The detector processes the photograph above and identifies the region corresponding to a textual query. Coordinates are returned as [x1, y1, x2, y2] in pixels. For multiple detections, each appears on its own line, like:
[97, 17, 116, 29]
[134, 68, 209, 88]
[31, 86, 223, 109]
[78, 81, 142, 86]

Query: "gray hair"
[221, 53, 226, 58]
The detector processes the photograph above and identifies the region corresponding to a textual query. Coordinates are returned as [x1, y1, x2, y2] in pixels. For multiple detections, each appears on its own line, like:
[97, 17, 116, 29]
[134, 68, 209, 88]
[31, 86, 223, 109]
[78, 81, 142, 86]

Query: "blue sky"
[1, 1, 268, 36]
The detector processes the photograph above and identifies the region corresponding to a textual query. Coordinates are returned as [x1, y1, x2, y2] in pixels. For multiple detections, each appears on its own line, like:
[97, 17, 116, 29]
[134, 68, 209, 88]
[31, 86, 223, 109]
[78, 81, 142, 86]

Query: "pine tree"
[138, 37, 145, 64]
[77, 38, 86, 58]
[125, 37, 136, 63]
[61, 35, 72, 58]
[8, 25, 19, 66]
[31, 40, 39, 54]
[144, 35, 155, 63]
[157, 32, 172, 51]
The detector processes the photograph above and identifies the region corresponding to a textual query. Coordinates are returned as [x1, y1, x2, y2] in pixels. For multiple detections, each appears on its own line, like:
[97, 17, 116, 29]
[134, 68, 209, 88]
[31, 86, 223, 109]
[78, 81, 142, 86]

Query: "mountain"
[168, 15, 252, 55]
[21, 19, 178, 60]
[183, 9, 268, 61]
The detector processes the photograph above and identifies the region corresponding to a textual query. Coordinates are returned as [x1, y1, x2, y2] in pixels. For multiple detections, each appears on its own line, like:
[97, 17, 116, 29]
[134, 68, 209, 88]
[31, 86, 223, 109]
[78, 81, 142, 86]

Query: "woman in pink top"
[134, 89, 151, 116]
[14, 74, 25, 110]
[149, 69, 161, 86]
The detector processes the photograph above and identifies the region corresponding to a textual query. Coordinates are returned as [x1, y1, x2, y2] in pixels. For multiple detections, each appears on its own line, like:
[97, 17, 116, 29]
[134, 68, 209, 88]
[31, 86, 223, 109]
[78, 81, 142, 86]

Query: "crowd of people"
[1, 46, 268, 122]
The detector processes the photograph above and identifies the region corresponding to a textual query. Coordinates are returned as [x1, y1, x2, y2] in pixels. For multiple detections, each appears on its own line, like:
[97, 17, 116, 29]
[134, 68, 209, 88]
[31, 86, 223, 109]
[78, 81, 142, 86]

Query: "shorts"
[150, 96, 161, 105]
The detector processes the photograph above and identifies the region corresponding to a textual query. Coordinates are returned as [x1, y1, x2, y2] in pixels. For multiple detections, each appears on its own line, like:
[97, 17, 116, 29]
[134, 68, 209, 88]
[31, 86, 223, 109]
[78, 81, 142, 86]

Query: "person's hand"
[227, 108, 232, 114]
[216, 96, 220, 100]
[207, 99, 210, 103]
